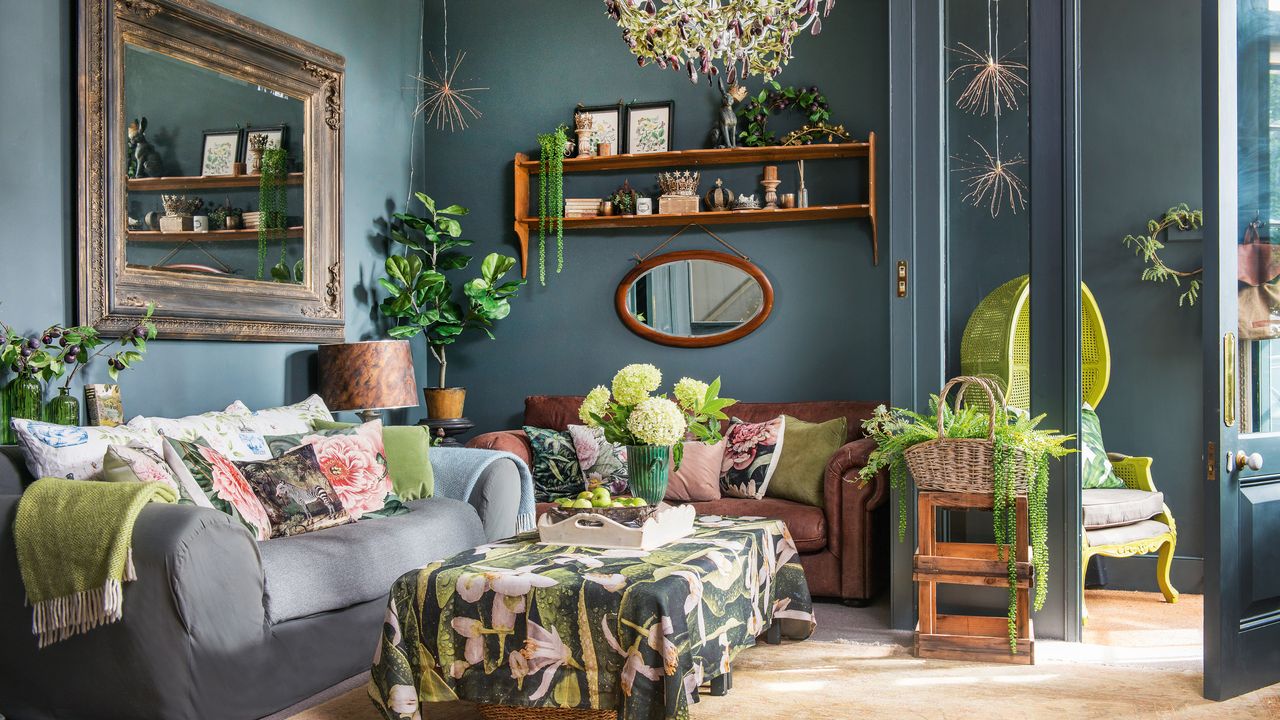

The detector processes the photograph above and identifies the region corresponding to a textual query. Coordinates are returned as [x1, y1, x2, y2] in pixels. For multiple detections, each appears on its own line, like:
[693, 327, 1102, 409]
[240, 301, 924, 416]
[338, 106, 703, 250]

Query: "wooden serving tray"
[537, 504, 696, 550]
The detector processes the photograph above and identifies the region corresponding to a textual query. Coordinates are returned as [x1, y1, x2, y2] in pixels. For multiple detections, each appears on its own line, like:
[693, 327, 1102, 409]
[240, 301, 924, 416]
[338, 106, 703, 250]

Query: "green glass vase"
[3, 375, 44, 443]
[626, 445, 671, 506]
[46, 387, 80, 427]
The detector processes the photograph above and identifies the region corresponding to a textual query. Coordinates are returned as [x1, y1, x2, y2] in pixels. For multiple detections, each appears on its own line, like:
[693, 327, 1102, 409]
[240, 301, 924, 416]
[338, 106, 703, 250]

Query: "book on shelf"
[84, 384, 124, 427]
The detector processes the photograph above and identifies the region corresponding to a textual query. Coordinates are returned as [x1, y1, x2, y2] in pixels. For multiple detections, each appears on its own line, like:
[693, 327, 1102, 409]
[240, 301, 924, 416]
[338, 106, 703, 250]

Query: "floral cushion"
[1081, 403, 1125, 489]
[228, 395, 333, 436]
[127, 406, 269, 461]
[10, 418, 164, 481]
[263, 420, 407, 519]
[720, 416, 787, 499]
[523, 426, 583, 502]
[234, 445, 352, 538]
[102, 443, 188, 500]
[568, 424, 629, 495]
[164, 437, 273, 540]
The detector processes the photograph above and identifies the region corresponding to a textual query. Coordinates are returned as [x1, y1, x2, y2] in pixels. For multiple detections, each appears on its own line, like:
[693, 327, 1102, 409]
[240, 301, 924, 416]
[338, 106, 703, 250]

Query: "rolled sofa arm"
[822, 437, 889, 600]
[0, 496, 266, 719]
[431, 446, 525, 541]
[468, 429, 533, 466]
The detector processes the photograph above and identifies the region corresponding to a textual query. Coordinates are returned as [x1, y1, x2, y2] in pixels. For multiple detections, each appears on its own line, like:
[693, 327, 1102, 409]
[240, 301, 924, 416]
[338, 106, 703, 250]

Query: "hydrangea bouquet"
[578, 364, 735, 504]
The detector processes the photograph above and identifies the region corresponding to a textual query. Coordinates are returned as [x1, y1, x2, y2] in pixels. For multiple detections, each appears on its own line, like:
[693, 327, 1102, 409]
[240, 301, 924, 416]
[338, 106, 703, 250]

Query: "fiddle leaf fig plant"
[378, 192, 524, 388]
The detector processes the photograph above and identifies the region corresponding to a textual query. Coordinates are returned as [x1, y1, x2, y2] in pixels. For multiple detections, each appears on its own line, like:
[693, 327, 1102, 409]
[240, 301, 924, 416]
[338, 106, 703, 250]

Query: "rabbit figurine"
[127, 117, 163, 178]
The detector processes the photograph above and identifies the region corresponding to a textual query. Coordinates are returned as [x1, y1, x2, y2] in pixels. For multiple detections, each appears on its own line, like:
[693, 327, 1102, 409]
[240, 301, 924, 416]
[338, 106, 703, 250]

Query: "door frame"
[887, 0, 1084, 639]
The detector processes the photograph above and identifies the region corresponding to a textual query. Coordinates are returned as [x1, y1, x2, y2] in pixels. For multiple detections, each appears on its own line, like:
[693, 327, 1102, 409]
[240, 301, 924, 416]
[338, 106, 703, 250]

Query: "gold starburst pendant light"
[414, 0, 487, 131]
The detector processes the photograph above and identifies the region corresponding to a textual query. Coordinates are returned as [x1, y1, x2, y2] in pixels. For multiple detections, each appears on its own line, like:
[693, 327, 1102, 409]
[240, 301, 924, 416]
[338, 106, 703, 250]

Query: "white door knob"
[1234, 450, 1264, 471]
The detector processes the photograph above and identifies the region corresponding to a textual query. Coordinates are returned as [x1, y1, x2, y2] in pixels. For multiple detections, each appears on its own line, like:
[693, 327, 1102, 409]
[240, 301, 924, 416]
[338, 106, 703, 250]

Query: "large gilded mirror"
[79, 0, 345, 342]
[616, 250, 773, 348]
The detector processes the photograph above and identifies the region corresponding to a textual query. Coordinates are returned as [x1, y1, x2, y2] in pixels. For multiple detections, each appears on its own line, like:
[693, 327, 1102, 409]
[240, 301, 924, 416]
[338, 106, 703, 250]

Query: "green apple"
[611, 500, 625, 507]
[571, 498, 594, 509]
[591, 488, 612, 506]
[628, 497, 647, 507]
[577, 491, 594, 500]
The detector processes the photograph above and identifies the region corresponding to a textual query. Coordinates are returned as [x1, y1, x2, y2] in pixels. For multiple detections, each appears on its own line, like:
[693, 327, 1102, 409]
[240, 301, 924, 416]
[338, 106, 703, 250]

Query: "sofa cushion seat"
[1086, 519, 1171, 547]
[257, 497, 484, 624]
[1082, 488, 1165, 529]
[687, 497, 826, 553]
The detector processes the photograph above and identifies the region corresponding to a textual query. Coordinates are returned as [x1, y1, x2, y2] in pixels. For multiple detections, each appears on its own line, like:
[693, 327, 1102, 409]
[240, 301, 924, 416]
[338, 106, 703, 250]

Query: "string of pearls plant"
[604, 0, 836, 84]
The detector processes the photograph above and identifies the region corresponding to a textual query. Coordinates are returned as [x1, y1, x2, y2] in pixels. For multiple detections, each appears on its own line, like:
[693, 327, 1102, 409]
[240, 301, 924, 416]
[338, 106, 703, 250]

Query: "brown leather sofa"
[468, 395, 889, 605]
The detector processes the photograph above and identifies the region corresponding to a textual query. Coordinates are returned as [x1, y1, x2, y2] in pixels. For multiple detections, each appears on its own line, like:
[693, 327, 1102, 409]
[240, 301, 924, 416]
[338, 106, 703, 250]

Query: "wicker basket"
[477, 706, 616, 720]
[903, 376, 1033, 494]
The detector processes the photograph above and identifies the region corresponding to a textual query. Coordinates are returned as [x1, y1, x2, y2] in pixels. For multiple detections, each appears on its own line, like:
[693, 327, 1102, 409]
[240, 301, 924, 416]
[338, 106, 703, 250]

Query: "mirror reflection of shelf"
[127, 226, 304, 242]
[125, 172, 304, 191]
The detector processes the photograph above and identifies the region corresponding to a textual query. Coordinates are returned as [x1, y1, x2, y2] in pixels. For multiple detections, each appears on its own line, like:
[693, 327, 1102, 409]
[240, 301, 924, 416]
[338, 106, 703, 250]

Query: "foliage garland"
[858, 396, 1072, 650]
[257, 147, 289, 281]
[536, 126, 568, 286]
[1119, 203, 1204, 307]
[736, 81, 832, 147]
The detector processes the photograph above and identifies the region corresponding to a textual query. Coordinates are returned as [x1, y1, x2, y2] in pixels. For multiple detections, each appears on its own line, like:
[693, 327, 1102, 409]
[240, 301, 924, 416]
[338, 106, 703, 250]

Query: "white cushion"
[1086, 519, 1171, 547]
[226, 394, 332, 436]
[1082, 488, 1165, 529]
[10, 418, 163, 481]
[127, 406, 269, 461]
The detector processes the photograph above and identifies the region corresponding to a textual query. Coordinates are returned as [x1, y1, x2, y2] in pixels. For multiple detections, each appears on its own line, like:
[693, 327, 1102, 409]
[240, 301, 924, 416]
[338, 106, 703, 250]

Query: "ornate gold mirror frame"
[78, 0, 345, 342]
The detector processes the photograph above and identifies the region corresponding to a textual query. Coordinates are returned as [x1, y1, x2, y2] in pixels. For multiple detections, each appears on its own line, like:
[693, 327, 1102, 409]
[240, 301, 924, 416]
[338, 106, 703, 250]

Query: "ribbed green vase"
[45, 387, 80, 427]
[3, 375, 44, 444]
[626, 445, 671, 506]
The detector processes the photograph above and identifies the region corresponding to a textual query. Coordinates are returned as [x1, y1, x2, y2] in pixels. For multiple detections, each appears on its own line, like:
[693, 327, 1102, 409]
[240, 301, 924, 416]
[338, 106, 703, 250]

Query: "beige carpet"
[290, 639, 1280, 720]
[1083, 589, 1202, 648]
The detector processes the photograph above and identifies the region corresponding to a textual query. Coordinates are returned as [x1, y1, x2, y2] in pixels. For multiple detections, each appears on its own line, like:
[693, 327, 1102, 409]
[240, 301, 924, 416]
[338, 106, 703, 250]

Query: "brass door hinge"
[1207, 441, 1217, 481]
[896, 260, 908, 298]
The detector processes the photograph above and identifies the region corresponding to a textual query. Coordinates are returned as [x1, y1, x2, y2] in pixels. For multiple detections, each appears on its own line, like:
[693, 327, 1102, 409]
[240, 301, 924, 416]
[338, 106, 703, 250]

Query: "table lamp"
[318, 340, 418, 422]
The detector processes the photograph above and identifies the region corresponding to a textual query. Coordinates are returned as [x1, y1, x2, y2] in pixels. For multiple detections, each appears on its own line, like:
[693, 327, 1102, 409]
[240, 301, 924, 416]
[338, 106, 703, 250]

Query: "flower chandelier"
[604, 0, 836, 84]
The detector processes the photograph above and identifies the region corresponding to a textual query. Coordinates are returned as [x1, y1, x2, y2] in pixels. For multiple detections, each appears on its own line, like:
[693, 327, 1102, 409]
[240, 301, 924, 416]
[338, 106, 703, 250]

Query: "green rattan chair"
[959, 275, 1178, 620]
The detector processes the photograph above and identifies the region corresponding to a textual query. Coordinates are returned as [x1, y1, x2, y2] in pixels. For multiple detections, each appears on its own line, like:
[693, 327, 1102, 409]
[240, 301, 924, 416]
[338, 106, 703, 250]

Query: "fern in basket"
[857, 397, 1073, 651]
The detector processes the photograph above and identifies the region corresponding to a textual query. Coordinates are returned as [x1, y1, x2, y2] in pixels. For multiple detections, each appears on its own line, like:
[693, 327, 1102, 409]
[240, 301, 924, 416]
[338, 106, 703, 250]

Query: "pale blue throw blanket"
[430, 447, 536, 533]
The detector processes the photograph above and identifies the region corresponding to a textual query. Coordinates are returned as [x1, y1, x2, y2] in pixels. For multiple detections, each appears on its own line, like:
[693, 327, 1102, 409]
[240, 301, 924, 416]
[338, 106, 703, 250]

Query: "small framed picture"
[200, 128, 243, 176]
[245, 124, 289, 154]
[574, 103, 624, 157]
[625, 100, 674, 154]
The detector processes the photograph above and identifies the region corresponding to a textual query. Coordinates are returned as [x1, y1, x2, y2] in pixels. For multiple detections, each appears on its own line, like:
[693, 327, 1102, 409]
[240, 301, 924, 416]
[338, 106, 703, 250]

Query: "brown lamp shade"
[318, 340, 418, 412]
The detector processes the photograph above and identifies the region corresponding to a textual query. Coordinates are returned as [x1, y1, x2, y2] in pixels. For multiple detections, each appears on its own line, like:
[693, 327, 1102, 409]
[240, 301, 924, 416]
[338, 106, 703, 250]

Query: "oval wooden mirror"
[616, 250, 773, 348]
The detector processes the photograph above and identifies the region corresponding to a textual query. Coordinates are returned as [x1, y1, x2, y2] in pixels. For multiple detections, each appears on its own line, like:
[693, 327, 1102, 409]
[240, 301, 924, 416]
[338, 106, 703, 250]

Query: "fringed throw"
[14, 477, 175, 647]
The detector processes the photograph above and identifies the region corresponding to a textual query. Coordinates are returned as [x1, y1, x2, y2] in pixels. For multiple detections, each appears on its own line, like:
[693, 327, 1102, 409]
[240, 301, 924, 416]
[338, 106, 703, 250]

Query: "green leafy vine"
[1119, 203, 1204, 307]
[736, 80, 832, 147]
[536, 126, 568, 285]
[257, 147, 290, 282]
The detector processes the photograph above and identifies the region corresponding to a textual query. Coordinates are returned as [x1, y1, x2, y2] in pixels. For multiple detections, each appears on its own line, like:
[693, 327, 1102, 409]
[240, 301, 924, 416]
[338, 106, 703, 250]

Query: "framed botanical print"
[625, 100, 674, 154]
[574, 103, 623, 156]
[200, 128, 243, 176]
[246, 123, 288, 153]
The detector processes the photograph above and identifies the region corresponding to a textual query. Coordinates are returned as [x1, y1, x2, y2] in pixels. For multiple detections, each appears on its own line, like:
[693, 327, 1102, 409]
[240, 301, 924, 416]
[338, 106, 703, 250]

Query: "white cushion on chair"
[1086, 519, 1171, 548]
[1082, 488, 1165, 529]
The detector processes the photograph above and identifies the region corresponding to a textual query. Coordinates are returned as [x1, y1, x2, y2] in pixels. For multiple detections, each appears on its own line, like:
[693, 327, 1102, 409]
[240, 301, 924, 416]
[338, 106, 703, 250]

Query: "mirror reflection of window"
[626, 260, 764, 338]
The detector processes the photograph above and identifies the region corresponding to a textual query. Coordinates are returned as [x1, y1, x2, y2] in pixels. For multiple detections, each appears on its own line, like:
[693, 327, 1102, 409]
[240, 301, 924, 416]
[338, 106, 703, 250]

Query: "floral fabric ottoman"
[369, 516, 816, 720]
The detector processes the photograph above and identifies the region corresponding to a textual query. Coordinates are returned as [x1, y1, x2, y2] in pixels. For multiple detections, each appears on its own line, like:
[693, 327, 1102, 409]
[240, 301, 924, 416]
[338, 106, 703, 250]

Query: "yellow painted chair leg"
[1156, 537, 1179, 604]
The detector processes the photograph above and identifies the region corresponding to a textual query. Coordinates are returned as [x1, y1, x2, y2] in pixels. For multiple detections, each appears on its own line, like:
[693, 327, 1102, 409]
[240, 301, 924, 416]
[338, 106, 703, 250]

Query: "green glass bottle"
[3, 375, 44, 443]
[46, 387, 80, 427]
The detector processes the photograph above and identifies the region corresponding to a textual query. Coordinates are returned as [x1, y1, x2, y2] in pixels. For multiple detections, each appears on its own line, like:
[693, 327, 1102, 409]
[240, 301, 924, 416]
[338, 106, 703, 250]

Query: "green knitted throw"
[14, 477, 175, 647]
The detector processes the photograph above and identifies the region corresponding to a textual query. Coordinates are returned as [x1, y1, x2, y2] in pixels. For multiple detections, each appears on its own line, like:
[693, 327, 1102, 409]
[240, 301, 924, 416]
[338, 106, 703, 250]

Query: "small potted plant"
[578, 365, 735, 504]
[608, 181, 639, 216]
[377, 193, 524, 419]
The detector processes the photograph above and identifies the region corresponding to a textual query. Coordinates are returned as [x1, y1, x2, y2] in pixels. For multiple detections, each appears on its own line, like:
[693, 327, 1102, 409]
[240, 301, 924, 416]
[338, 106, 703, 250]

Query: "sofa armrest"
[0, 495, 265, 719]
[430, 447, 524, 541]
[468, 429, 533, 465]
[822, 437, 889, 600]
[1107, 453, 1158, 493]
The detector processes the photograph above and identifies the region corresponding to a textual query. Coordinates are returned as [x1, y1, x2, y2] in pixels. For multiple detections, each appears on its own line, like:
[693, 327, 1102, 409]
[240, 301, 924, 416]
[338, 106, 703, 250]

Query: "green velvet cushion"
[312, 420, 434, 501]
[1080, 403, 1124, 489]
[765, 415, 847, 507]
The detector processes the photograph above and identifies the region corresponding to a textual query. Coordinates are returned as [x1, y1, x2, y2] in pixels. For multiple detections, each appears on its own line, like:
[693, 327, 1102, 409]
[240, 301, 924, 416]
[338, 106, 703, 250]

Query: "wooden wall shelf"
[126, 172, 304, 191]
[512, 135, 877, 278]
[127, 226, 304, 243]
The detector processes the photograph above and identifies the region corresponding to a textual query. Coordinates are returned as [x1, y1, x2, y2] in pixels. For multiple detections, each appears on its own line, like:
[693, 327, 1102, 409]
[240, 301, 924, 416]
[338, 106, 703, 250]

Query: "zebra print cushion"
[235, 445, 352, 538]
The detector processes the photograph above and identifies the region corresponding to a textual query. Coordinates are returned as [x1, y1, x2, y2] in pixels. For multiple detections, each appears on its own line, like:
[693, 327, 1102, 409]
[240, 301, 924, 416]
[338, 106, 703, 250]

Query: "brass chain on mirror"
[634, 224, 749, 264]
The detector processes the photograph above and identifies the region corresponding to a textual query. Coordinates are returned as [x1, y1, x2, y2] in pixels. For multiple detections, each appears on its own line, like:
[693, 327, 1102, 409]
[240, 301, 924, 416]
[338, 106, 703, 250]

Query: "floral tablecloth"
[368, 515, 816, 720]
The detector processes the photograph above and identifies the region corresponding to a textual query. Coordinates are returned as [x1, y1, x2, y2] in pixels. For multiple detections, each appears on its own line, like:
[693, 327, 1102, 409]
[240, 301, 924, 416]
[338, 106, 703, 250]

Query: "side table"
[416, 416, 475, 446]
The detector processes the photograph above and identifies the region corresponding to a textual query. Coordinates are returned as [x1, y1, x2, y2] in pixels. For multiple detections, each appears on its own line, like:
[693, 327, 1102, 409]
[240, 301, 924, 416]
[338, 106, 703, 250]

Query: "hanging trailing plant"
[257, 147, 290, 281]
[857, 397, 1072, 651]
[1120, 203, 1204, 307]
[536, 125, 568, 286]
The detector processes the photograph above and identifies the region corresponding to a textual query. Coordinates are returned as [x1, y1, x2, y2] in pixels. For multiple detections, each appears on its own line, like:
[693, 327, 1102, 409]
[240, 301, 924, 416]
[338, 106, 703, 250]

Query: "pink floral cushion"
[164, 437, 273, 540]
[102, 444, 184, 497]
[720, 416, 787, 499]
[567, 424, 629, 495]
[262, 420, 407, 519]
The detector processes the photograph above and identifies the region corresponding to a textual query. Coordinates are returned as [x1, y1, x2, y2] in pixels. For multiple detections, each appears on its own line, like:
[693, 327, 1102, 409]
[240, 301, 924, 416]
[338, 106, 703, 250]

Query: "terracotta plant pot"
[423, 387, 466, 419]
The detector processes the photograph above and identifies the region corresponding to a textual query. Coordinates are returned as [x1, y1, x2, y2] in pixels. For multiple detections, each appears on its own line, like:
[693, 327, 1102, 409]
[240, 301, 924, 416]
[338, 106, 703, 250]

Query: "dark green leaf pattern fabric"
[368, 517, 816, 720]
[524, 426, 584, 501]
[1081, 404, 1124, 489]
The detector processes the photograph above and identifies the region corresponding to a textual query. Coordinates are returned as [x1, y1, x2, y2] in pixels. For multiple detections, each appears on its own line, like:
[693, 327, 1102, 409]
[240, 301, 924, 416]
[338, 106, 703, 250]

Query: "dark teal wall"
[1081, 0, 1203, 591]
[419, 0, 891, 433]
[0, 0, 425, 421]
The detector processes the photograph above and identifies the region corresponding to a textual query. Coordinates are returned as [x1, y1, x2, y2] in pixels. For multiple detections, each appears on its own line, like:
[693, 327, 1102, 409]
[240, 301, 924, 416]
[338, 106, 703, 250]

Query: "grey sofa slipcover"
[0, 444, 523, 720]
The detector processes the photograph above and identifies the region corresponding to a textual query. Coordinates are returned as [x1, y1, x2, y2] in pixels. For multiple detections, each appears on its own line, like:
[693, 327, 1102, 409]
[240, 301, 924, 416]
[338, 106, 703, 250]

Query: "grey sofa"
[0, 444, 523, 720]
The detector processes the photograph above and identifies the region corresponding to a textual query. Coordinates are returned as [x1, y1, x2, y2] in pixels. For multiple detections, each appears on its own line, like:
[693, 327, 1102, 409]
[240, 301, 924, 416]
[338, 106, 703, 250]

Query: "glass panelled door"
[1204, 0, 1280, 701]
